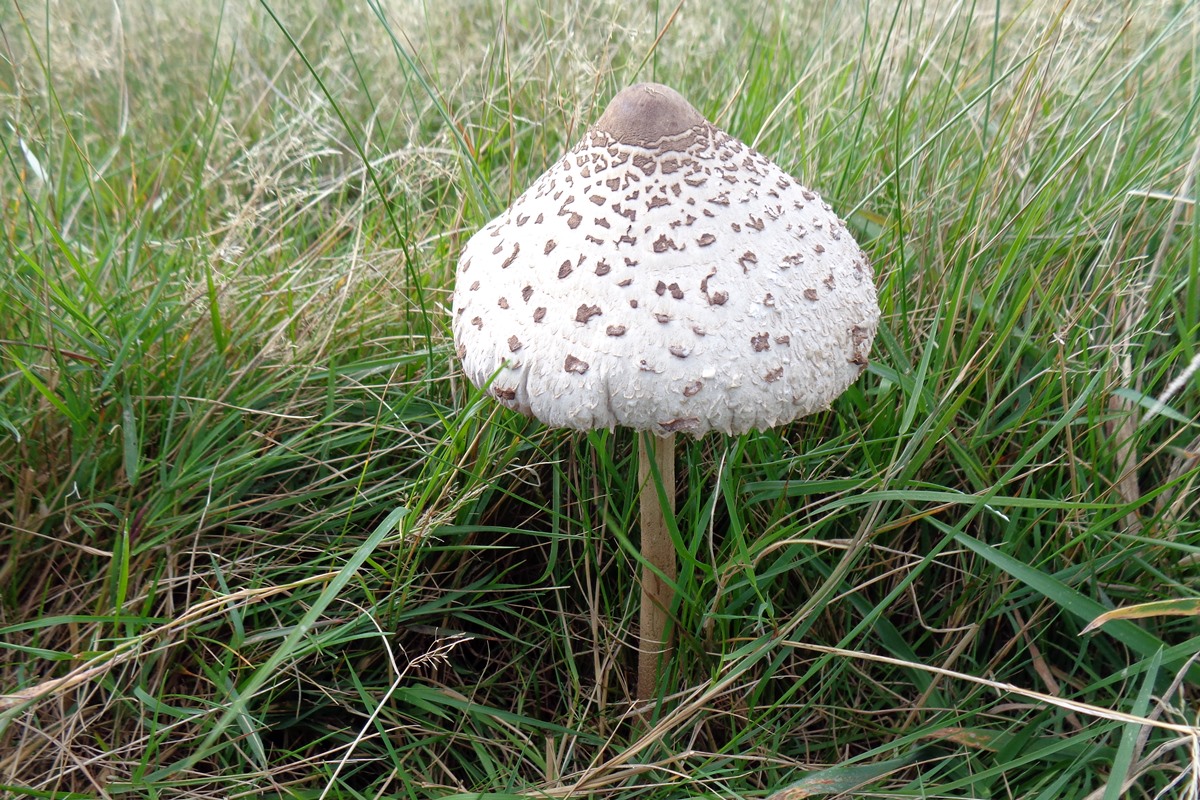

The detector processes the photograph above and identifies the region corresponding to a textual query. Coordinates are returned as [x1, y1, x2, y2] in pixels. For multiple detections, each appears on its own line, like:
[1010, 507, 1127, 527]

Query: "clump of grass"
[1, 0, 1198, 798]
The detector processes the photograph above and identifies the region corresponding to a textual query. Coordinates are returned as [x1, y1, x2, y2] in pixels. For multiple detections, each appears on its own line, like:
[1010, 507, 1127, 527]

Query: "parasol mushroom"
[452, 82, 879, 701]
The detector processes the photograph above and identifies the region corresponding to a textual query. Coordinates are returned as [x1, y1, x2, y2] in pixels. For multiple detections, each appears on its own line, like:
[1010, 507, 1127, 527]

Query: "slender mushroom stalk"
[451, 83, 880, 702]
[637, 431, 676, 700]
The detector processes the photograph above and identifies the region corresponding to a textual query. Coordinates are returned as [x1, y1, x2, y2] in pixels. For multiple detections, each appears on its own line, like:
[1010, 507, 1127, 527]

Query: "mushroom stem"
[637, 431, 677, 701]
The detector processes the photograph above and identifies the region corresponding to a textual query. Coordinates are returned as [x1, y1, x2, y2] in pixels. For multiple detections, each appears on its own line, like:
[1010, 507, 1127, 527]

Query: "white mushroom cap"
[452, 83, 879, 437]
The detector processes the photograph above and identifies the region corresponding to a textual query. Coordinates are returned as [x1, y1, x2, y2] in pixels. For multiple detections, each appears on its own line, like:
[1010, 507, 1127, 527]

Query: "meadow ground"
[2, 0, 1199, 797]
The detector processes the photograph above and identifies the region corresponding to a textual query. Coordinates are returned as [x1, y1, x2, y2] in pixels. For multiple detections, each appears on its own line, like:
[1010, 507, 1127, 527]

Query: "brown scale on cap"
[659, 417, 701, 433]
[576, 305, 602, 323]
[652, 234, 679, 252]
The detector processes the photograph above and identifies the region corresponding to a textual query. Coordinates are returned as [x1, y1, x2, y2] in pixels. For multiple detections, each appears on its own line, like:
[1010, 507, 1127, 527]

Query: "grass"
[1, 0, 1198, 797]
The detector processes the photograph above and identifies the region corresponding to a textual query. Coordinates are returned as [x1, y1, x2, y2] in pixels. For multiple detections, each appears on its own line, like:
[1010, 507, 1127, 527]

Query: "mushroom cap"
[452, 82, 879, 437]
